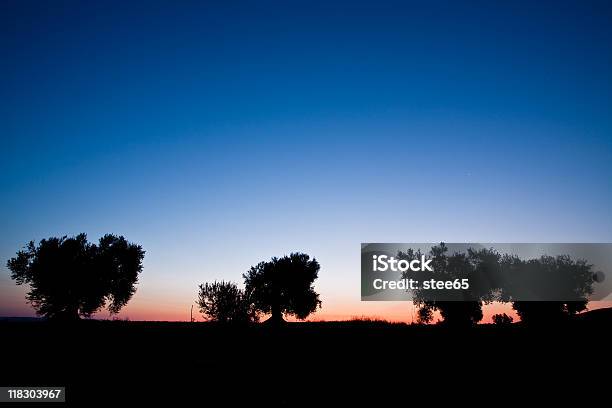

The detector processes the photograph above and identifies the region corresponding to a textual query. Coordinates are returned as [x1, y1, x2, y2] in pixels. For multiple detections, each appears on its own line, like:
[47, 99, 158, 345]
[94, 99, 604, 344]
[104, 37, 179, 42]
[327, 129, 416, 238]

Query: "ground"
[2, 309, 610, 406]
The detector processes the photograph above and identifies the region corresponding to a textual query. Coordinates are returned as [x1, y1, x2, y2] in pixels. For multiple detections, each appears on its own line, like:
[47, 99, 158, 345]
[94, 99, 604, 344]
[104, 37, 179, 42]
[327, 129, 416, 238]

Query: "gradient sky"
[1, 0, 612, 322]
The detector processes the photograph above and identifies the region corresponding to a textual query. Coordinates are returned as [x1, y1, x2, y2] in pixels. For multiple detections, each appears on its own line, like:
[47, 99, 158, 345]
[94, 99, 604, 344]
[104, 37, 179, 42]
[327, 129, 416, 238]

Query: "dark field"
[2, 310, 611, 406]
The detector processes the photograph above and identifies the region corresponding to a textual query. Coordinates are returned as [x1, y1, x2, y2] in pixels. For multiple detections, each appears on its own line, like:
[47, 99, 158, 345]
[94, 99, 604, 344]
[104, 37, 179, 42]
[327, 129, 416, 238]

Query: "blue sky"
[1, 0, 611, 320]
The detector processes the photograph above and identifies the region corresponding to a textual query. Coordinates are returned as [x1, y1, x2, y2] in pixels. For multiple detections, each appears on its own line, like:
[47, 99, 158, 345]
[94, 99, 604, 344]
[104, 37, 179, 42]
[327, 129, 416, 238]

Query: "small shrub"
[196, 281, 257, 324]
[491, 313, 514, 326]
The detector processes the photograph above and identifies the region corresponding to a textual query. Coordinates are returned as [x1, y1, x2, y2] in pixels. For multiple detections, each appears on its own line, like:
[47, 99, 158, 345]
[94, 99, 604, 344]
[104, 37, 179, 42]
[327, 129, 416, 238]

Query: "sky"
[1, 0, 612, 322]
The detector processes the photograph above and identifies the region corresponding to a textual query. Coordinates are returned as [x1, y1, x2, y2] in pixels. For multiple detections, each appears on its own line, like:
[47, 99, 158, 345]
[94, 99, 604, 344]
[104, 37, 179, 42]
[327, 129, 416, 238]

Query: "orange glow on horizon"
[5, 280, 610, 323]
[96, 300, 612, 324]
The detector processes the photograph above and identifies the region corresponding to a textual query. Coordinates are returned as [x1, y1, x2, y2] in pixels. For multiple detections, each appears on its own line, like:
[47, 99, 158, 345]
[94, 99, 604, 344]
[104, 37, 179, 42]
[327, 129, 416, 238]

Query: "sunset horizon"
[2, 1, 611, 404]
[3, 1, 612, 326]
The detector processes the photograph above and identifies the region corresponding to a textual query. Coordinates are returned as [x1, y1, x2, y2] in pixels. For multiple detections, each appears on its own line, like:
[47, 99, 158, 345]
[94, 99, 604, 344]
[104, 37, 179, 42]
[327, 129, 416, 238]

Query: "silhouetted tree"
[400, 244, 498, 327]
[196, 281, 257, 324]
[7, 234, 144, 320]
[416, 305, 434, 324]
[243, 252, 321, 326]
[436, 301, 483, 326]
[402, 244, 596, 326]
[512, 301, 588, 325]
[501, 254, 594, 325]
[492, 313, 514, 326]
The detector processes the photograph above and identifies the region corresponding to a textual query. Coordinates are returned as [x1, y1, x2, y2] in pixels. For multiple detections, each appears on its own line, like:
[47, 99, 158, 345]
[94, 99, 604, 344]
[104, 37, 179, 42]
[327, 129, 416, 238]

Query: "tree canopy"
[243, 252, 321, 325]
[196, 281, 257, 324]
[400, 244, 498, 326]
[400, 243, 595, 326]
[7, 233, 144, 320]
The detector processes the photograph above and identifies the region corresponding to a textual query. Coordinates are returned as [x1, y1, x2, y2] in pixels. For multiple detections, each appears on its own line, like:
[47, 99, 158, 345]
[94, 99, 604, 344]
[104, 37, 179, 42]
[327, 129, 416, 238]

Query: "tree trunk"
[59, 305, 80, 321]
[269, 302, 285, 327]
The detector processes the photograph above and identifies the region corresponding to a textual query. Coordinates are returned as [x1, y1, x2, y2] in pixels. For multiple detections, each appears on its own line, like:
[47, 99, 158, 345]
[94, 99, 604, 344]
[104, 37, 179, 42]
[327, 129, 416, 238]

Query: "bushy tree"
[7, 233, 144, 320]
[511, 301, 588, 325]
[196, 281, 257, 324]
[244, 252, 321, 325]
[416, 306, 434, 324]
[501, 254, 593, 325]
[402, 244, 596, 327]
[401, 244, 497, 327]
[492, 313, 514, 326]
